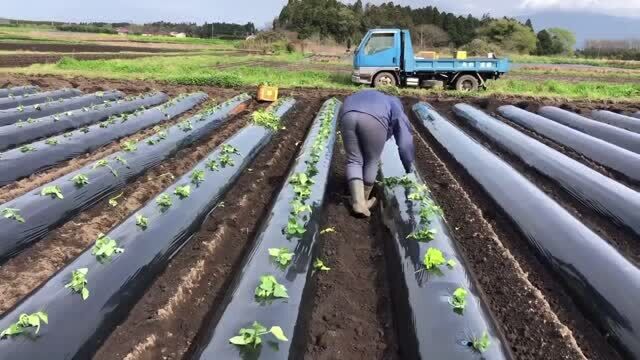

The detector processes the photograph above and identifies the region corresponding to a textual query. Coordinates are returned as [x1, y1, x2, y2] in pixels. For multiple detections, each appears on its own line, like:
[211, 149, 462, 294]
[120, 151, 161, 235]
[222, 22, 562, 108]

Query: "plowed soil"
[0, 42, 182, 53]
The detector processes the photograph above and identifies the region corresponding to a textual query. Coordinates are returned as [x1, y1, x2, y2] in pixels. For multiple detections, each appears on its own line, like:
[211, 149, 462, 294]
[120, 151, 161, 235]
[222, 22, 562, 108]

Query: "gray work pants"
[340, 111, 387, 186]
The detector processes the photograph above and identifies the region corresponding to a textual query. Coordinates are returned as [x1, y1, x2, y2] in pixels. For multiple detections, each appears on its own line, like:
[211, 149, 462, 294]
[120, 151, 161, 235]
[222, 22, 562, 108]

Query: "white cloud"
[521, 0, 640, 14]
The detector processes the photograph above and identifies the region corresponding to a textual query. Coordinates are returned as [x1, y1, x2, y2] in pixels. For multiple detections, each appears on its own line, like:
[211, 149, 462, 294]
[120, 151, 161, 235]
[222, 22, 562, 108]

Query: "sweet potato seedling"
[290, 199, 312, 216]
[423, 247, 456, 271]
[2, 208, 25, 223]
[65, 268, 90, 300]
[136, 214, 149, 230]
[174, 185, 191, 199]
[93, 159, 118, 177]
[206, 159, 220, 171]
[16, 105, 24, 113]
[229, 321, 288, 347]
[45, 138, 59, 146]
[115, 155, 128, 166]
[178, 120, 193, 132]
[471, 331, 491, 353]
[252, 109, 280, 131]
[219, 153, 235, 168]
[285, 216, 306, 237]
[121, 140, 138, 152]
[190, 169, 205, 185]
[157, 193, 173, 211]
[41, 185, 64, 199]
[313, 258, 331, 271]
[63, 131, 74, 138]
[71, 174, 90, 188]
[80, 127, 90, 134]
[92, 233, 124, 261]
[221, 144, 240, 155]
[407, 227, 436, 242]
[19, 144, 36, 153]
[1, 312, 48, 338]
[108, 192, 124, 207]
[268, 247, 294, 266]
[255, 275, 289, 299]
[450, 287, 468, 314]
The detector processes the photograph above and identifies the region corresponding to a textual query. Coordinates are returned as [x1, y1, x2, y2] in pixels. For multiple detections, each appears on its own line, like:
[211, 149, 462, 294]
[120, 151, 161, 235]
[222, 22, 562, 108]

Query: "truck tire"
[455, 75, 479, 92]
[373, 72, 397, 87]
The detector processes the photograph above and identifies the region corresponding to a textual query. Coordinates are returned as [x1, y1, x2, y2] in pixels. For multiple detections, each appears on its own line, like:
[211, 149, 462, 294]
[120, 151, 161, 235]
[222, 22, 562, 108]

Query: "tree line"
[53, 21, 256, 39]
[276, 0, 575, 56]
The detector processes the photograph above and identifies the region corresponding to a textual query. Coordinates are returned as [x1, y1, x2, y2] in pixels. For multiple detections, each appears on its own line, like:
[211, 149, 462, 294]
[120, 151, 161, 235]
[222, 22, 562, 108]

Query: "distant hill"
[517, 11, 640, 48]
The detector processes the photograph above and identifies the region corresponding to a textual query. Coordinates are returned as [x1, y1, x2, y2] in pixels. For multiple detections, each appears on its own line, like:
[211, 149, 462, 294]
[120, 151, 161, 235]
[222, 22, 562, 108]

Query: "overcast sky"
[2, 0, 640, 26]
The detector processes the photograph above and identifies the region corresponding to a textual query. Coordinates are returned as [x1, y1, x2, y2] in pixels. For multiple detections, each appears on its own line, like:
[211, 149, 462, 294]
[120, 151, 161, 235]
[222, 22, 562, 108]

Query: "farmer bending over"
[339, 89, 415, 217]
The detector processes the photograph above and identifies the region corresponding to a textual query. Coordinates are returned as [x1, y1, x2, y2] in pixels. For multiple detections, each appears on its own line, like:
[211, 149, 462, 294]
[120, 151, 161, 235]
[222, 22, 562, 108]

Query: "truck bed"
[409, 57, 510, 73]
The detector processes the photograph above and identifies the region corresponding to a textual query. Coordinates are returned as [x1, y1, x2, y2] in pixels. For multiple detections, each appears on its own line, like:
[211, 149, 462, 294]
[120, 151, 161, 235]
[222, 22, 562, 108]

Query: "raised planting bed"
[0, 85, 39, 98]
[0, 93, 251, 264]
[0, 92, 168, 151]
[379, 138, 511, 360]
[0, 99, 296, 359]
[414, 102, 640, 359]
[0, 92, 207, 186]
[188, 98, 340, 360]
[498, 105, 640, 183]
[0, 90, 124, 127]
[0, 88, 83, 110]
[538, 106, 640, 154]
[454, 104, 640, 240]
[591, 110, 640, 134]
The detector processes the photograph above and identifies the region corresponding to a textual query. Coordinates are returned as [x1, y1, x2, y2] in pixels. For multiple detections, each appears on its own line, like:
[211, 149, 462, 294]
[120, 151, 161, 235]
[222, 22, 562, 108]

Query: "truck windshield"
[363, 33, 394, 55]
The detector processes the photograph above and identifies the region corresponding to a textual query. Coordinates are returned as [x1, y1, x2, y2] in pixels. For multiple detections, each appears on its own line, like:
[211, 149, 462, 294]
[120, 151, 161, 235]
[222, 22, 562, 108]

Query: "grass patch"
[127, 35, 237, 48]
[511, 54, 640, 70]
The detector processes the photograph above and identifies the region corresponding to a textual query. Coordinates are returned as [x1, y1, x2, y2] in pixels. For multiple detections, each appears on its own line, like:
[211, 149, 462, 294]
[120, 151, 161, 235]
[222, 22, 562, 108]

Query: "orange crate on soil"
[257, 85, 279, 102]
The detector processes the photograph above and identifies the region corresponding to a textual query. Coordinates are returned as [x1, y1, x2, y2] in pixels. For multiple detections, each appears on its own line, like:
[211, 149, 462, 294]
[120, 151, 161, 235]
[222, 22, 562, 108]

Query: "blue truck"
[352, 29, 511, 91]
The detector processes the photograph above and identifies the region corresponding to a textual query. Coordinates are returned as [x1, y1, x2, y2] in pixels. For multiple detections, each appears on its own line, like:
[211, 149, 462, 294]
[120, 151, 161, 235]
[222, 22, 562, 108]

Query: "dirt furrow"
[93, 97, 322, 360]
[299, 144, 399, 360]
[0, 100, 255, 314]
[406, 99, 622, 360]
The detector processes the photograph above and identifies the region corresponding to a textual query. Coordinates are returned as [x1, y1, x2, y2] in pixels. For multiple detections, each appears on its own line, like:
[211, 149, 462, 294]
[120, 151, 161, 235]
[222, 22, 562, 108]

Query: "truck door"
[357, 31, 400, 69]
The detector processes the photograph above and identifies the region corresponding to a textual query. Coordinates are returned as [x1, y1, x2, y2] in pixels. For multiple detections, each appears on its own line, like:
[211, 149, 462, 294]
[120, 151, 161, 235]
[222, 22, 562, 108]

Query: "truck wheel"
[373, 72, 397, 87]
[455, 75, 479, 92]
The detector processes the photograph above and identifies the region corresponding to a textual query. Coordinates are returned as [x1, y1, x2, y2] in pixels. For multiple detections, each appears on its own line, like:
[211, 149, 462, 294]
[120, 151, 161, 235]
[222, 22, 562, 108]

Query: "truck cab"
[352, 29, 510, 91]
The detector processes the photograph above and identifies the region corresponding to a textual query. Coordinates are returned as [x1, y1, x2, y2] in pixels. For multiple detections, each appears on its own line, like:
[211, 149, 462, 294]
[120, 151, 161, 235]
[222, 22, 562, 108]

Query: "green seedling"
[71, 174, 90, 188]
[80, 127, 90, 134]
[41, 185, 63, 199]
[313, 258, 331, 271]
[174, 185, 191, 199]
[219, 153, 234, 167]
[136, 214, 149, 230]
[92, 233, 124, 261]
[16, 105, 24, 113]
[93, 159, 118, 177]
[19, 144, 36, 153]
[146, 130, 167, 145]
[418, 203, 443, 223]
[382, 175, 414, 188]
[157, 193, 172, 211]
[99, 121, 110, 128]
[268, 247, 294, 266]
[115, 156, 128, 166]
[407, 227, 436, 242]
[45, 138, 59, 146]
[108, 192, 123, 207]
[423, 247, 456, 271]
[65, 268, 90, 300]
[450, 287, 468, 313]
[179, 120, 193, 132]
[255, 275, 289, 299]
[206, 159, 219, 171]
[290, 199, 311, 216]
[285, 216, 306, 237]
[33, 104, 41, 110]
[229, 321, 288, 348]
[2, 208, 25, 223]
[251, 109, 280, 131]
[289, 172, 314, 187]
[121, 140, 138, 152]
[26, 118, 36, 124]
[1, 312, 48, 338]
[221, 144, 240, 155]
[320, 227, 336, 234]
[471, 331, 491, 353]
[190, 169, 205, 185]
[63, 132, 74, 138]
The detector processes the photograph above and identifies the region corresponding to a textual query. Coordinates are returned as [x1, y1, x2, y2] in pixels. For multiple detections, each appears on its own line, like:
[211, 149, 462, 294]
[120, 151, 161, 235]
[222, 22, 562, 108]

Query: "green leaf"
[174, 185, 191, 199]
[156, 193, 172, 211]
[136, 214, 149, 230]
[313, 258, 330, 271]
[81, 287, 90, 300]
[65, 268, 90, 300]
[92, 233, 124, 261]
[205, 159, 219, 171]
[320, 227, 336, 234]
[19, 144, 36, 153]
[45, 138, 59, 146]
[407, 227, 436, 242]
[41, 185, 64, 199]
[268, 247, 294, 266]
[2, 208, 25, 223]
[190, 169, 205, 185]
[229, 335, 249, 345]
[472, 331, 491, 353]
[71, 174, 89, 188]
[252, 109, 280, 131]
[451, 287, 468, 312]
[221, 144, 240, 155]
[255, 275, 289, 299]
[270, 326, 288, 341]
[121, 140, 138, 152]
[423, 247, 446, 270]
[108, 192, 124, 207]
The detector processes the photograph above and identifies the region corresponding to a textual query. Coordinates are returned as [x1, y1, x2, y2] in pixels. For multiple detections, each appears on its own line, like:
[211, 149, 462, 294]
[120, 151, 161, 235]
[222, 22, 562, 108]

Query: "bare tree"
[412, 24, 450, 50]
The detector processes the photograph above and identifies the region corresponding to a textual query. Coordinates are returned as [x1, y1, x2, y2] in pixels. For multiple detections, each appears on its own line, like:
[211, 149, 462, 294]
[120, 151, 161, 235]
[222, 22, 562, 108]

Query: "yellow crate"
[456, 51, 467, 60]
[257, 85, 279, 102]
